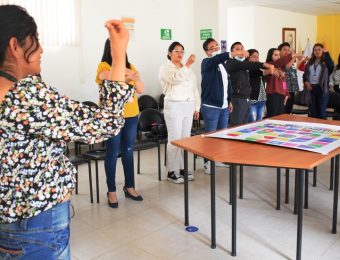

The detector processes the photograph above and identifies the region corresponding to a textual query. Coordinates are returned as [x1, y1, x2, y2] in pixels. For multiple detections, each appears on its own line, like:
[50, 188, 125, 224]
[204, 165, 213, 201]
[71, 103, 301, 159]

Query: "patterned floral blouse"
[0, 75, 133, 223]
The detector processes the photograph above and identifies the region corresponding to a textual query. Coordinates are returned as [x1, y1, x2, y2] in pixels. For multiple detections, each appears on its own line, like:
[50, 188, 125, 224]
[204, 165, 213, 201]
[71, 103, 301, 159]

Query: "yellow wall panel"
[317, 15, 340, 63]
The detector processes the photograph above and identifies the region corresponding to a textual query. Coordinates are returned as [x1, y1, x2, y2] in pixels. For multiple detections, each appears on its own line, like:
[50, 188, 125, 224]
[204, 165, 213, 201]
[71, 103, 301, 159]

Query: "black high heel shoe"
[107, 192, 118, 208]
[123, 186, 143, 201]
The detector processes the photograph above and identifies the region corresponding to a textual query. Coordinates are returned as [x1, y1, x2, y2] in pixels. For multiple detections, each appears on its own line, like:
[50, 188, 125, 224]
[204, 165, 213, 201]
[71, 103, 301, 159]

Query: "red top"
[265, 54, 292, 96]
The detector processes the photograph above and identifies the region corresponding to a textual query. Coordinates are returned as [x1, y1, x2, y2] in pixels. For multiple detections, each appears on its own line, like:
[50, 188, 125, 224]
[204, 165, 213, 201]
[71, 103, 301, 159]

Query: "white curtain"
[0, 0, 80, 46]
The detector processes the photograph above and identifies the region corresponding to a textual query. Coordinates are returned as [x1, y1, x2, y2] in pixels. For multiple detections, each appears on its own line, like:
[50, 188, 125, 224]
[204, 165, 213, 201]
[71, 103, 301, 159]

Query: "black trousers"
[266, 93, 285, 118]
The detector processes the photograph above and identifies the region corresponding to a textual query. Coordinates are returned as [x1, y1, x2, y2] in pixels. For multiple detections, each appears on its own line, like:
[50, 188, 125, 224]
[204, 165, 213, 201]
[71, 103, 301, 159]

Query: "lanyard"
[0, 70, 17, 82]
[313, 61, 320, 73]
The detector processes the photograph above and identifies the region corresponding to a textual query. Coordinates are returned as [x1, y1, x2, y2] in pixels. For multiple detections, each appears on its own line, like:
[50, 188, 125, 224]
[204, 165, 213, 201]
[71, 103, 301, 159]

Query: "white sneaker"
[204, 161, 229, 174]
[204, 161, 211, 174]
[167, 172, 184, 184]
[216, 162, 229, 168]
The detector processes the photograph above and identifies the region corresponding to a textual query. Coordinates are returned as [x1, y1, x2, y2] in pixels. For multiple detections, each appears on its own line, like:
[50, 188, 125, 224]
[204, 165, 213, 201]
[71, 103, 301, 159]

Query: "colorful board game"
[206, 120, 340, 155]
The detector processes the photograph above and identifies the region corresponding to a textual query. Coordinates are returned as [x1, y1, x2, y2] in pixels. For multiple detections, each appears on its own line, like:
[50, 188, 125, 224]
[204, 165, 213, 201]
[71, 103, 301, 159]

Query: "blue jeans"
[201, 105, 229, 163]
[105, 116, 138, 192]
[0, 201, 71, 259]
[200, 105, 229, 133]
[250, 101, 265, 122]
[309, 85, 329, 119]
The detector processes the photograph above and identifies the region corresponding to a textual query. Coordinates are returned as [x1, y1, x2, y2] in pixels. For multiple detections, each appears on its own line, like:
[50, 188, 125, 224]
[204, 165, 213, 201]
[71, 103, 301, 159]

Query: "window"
[0, 0, 80, 46]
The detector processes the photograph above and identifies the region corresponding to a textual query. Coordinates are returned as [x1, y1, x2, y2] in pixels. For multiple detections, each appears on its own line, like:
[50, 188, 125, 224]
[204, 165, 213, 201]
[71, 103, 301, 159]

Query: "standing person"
[265, 48, 295, 117]
[247, 49, 267, 121]
[303, 43, 334, 119]
[200, 38, 237, 174]
[225, 42, 274, 126]
[329, 53, 340, 93]
[0, 5, 133, 259]
[159, 42, 200, 183]
[278, 42, 300, 114]
[96, 40, 144, 208]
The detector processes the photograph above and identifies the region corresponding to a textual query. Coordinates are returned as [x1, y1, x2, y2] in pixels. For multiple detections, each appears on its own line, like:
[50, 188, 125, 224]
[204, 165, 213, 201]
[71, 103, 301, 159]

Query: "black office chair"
[191, 112, 205, 170]
[158, 93, 165, 112]
[83, 147, 107, 203]
[327, 91, 340, 120]
[66, 143, 94, 203]
[291, 91, 309, 115]
[138, 95, 159, 111]
[135, 108, 166, 180]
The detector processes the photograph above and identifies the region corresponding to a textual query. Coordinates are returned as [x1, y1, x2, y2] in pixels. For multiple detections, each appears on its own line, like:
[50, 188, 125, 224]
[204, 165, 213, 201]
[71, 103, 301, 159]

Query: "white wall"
[226, 6, 256, 52]
[40, 1, 317, 102]
[223, 5, 316, 61]
[193, 0, 219, 83]
[253, 6, 316, 59]
[42, 0, 195, 102]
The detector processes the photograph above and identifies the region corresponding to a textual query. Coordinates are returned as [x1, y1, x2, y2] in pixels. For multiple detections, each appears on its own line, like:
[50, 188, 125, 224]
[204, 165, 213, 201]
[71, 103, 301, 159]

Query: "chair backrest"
[328, 91, 340, 110]
[138, 108, 165, 132]
[158, 93, 165, 110]
[294, 91, 308, 106]
[138, 95, 158, 111]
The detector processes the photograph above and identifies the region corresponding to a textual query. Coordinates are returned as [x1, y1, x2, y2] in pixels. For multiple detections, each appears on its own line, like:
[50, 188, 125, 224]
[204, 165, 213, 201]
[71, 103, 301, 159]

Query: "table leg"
[95, 160, 99, 203]
[285, 169, 289, 204]
[239, 165, 243, 199]
[313, 166, 317, 187]
[277, 168, 281, 210]
[296, 169, 304, 260]
[330, 157, 335, 191]
[229, 166, 232, 205]
[211, 161, 216, 249]
[304, 170, 309, 209]
[332, 155, 339, 234]
[294, 170, 298, 215]
[231, 164, 237, 256]
[184, 150, 189, 226]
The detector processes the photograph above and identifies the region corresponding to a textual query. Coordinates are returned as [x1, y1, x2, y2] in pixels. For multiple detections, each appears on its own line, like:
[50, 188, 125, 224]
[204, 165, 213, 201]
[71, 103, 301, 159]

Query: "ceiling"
[226, 0, 340, 15]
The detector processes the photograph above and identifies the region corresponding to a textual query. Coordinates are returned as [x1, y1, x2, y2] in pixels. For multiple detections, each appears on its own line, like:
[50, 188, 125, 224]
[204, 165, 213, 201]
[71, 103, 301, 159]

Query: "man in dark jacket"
[225, 42, 273, 126]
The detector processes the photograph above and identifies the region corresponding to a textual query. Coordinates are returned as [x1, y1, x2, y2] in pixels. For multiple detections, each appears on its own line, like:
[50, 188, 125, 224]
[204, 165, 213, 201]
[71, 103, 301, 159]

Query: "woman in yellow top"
[96, 39, 144, 208]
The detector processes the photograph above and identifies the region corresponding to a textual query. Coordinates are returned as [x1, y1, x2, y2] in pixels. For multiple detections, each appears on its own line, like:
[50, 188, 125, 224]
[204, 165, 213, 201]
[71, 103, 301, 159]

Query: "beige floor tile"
[70, 145, 340, 259]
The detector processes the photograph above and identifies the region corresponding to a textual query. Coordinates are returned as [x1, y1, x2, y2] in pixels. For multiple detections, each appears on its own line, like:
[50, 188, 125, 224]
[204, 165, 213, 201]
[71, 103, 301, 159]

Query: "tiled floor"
[70, 145, 340, 259]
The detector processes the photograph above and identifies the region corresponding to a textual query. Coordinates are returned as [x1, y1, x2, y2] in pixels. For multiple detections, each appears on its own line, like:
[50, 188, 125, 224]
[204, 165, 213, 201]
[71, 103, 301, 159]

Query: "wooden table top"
[172, 115, 340, 169]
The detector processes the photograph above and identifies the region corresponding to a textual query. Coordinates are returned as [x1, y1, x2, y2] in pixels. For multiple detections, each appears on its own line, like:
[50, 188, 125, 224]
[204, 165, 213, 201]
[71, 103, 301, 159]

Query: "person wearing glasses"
[0, 5, 133, 259]
[159, 41, 200, 183]
[200, 38, 248, 174]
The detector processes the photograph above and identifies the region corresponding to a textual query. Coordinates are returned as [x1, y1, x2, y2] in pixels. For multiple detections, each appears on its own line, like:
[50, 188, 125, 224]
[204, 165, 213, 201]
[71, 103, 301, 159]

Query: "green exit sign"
[200, 29, 212, 40]
[161, 29, 172, 40]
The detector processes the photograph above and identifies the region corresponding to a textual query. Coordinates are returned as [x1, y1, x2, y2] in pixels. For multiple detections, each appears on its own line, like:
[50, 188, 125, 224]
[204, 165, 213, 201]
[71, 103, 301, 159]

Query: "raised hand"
[104, 20, 129, 81]
[185, 54, 196, 67]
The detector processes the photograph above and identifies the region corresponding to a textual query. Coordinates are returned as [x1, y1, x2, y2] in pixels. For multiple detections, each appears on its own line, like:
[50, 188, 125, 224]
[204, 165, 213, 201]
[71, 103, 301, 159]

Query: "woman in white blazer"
[159, 41, 200, 184]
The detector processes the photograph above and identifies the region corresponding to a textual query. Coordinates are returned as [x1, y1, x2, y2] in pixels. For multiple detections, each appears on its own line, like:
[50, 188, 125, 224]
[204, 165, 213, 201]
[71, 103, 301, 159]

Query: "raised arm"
[3, 76, 133, 143]
[1, 20, 134, 144]
[225, 60, 272, 73]
[201, 52, 231, 73]
[323, 51, 334, 74]
[271, 54, 293, 69]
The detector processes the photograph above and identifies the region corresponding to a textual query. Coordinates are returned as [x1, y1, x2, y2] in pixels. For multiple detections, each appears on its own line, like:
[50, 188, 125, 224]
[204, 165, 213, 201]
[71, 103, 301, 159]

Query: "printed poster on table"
[206, 120, 340, 155]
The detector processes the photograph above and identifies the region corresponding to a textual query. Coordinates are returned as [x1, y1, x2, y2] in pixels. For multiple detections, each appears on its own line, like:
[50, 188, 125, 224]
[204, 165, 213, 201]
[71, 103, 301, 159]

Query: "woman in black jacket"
[303, 43, 334, 119]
